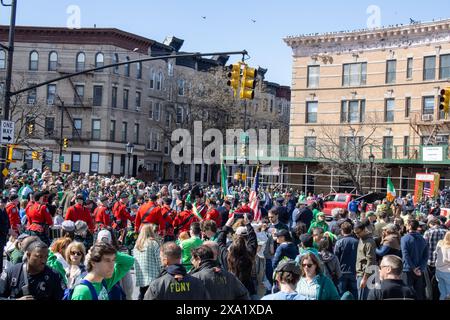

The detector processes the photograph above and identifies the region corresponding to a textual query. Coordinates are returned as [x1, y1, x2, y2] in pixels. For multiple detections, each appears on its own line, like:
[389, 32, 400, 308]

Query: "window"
[92, 119, 101, 140]
[47, 84, 56, 105]
[76, 52, 85, 72]
[43, 151, 53, 171]
[93, 86, 103, 106]
[339, 136, 363, 159]
[48, 51, 58, 71]
[150, 69, 155, 88]
[178, 79, 185, 96]
[95, 52, 104, 70]
[165, 112, 171, 128]
[44, 117, 55, 138]
[151, 131, 160, 151]
[403, 136, 409, 157]
[137, 62, 142, 79]
[164, 139, 170, 155]
[306, 101, 318, 123]
[134, 123, 139, 144]
[343, 62, 367, 86]
[168, 62, 174, 76]
[74, 85, 84, 105]
[29, 51, 39, 71]
[405, 97, 411, 118]
[121, 122, 127, 142]
[90, 153, 99, 173]
[348, 101, 359, 123]
[304, 137, 316, 158]
[124, 57, 130, 77]
[383, 136, 393, 159]
[123, 89, 129, 109]
[120, 154, 126, 176]
[73, 119, 82, 137]
[270, 100, 273, 113]
[423, 96, 435, 115]
[113, 53, 119, 74]
[385, 99, 395, 122]
[27, 85, 37, 104]
[0, 50, 5, 69]
[439, 54, 450, 79]
[135, 91, 141, 110]
[109, 153, 114, 175]
[110, 120, 116, 141]
[154, 102, 161, 121]
[149, 101, 154, 119]
[176, 106, 183, 124]
[423, 56, 436, 80]
[341, 100, 366, 123]
[307, 65, 320, 88]
[112, 87, 118, 108]
[157, 72, 163, 90]
[386, 60, 397, 84]
[406, 57, 413, 79]
[71, 152, 81, 173]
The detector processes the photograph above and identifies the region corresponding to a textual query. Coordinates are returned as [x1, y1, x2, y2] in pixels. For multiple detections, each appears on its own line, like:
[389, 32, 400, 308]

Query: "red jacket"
[135, 201, 162, 232]
[6, 203, 21, 232]
[26, 202, 53, 232]
[113, 201, 134, 229]
[161, 205, 175, 237]
[65, 203, 95, 232]
[173, 210, 199, 234]
[205, 208, 221, 227]
[94, 205, 111, 230]
[230, 204, 253, 218]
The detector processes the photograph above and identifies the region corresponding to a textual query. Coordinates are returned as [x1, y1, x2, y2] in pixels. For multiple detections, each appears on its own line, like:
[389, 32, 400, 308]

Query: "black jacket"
[144, 264, 209, 300]
[367, 279, 416, 300]
[0, 207, 10, 244]
[275, 205, 290, 225]
[190, 259, 250, 300]
[295, 207, 313, 229]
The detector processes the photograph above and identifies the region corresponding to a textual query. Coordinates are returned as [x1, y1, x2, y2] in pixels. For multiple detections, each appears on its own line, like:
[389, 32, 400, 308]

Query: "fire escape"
[410, 109, 450, 153]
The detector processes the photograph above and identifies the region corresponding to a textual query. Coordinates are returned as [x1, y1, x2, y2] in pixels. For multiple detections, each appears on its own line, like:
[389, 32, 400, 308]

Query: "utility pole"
[59, 100, 64, 173]
[0, 0, 17, 190]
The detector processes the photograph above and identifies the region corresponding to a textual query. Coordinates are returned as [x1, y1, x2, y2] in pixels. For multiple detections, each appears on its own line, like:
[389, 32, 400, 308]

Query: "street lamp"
[126, 142, 134, 178]
[369, 153, 375, 193]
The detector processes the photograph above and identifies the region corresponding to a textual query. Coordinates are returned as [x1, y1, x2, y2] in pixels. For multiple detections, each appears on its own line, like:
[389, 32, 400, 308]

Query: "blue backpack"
[62, 279, 108, 300]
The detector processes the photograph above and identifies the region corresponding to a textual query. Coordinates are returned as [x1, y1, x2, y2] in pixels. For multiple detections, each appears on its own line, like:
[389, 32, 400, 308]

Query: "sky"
[1, 0, 449, 86]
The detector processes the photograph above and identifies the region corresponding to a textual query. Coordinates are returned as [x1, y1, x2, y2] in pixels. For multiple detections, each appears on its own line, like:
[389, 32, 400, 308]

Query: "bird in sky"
[201, 16, 206, 19]
[251, 19, 256, 23]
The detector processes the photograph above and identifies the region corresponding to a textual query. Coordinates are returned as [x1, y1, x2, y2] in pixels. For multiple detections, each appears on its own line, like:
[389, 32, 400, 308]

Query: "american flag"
[249, 166, 261, 221]
[423, 182, 432, 197]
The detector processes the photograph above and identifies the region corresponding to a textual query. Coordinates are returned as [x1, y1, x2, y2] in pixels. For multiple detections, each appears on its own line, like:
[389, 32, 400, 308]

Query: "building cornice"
[284, 18, 450, 57]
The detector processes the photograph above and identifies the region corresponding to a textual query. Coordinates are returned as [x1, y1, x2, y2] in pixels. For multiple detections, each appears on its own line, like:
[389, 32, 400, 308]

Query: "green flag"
[387, 176, 396, 202]
[221, 162, 229, 198]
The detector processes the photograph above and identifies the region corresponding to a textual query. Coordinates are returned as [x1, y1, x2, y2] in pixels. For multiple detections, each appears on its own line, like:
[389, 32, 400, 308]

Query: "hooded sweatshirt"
[319, 250, 342, 282]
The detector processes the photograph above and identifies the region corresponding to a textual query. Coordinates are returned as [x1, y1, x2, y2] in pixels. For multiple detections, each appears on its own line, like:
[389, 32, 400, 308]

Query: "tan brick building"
[284, 19, 450, 194]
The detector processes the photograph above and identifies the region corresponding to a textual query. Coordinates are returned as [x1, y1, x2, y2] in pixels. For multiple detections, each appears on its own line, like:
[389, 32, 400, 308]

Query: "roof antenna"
[94, 24, 97, 28]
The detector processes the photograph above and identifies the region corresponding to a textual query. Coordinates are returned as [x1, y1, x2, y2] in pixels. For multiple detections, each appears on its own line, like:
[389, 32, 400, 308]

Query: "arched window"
[95, 52, 104, 70]
[48, 51, 58, 71]
[150, 69, 155, 88]
[76, 52, 85, 72]
[29, 51, 39, 71]
[137, 62, 142, 79]
[157, 72, 163, 90]
[113, 53, 119, 74]
[0, 50, 5, 69]
[124, 56, 130, 77]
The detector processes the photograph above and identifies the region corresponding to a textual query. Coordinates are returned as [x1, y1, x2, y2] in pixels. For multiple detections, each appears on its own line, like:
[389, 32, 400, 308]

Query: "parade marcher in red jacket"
[112, 193, 134, 230]
[93, 196, 111, 231]
[231, 197, 254, 220]
[65, 194, 95, 233]
[196, 198, 209, 220]
[134, 194, 162, 233]
[205, 198, 221, 228]
[173, 202, 199, 236]
[161, 197, 175, 242]
[26, 192, 53, 245]
[6, 194, 21, 235]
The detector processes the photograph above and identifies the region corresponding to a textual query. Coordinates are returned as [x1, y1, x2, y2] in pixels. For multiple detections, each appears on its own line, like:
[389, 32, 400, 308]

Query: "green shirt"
[47, 251, 67, 284]
[180, 236, 203, 272]
[70, 252, 135, 300]
[10, 249, 24, 264]
[308, 220, 329, 234]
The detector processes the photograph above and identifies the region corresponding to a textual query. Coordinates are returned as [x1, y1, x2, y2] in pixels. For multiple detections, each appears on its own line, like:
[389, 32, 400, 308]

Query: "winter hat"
[97, 229, 112, 244]
[235, 226, 248, 236]
[75, 220, 88, 235]
[62, 220, 76, 232]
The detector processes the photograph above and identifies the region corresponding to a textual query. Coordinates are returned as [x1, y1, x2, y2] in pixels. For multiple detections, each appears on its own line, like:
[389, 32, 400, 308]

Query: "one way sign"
[0, 120, 15, 144]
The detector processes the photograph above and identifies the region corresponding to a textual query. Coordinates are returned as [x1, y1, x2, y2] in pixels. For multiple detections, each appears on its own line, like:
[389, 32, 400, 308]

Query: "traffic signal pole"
[0, 0, 17, 191]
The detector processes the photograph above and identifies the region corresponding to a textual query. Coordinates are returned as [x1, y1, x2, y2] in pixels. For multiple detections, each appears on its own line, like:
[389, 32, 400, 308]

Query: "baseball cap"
[97, 229, 112, 244]
[235, 226, 248, 236]
[275, 259, 301, 275]
[75, 220, 88, 235]
[275, 229, 291, 239]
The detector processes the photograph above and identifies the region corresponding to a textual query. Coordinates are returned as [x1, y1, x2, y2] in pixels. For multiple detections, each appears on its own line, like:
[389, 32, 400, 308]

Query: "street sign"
[2, 167, 8, 177]
[0, 120, 14, 144]
[59, 156, 64, 163]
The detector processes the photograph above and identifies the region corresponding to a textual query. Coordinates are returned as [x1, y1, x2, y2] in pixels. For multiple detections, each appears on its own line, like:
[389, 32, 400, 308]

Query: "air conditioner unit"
[422, 114, 433, 121]
[47, 98, 54, 105]
[436, 136, 446, 143]
[28, 98, 36, 104]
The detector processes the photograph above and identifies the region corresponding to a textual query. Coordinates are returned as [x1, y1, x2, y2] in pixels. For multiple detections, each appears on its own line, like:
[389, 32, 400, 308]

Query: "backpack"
[62, 279, 108, 300]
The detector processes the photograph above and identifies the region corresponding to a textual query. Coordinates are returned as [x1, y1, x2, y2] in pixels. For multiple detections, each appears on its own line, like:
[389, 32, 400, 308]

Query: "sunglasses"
[302, 263, 314, 268]
[70, 251, 82, 256]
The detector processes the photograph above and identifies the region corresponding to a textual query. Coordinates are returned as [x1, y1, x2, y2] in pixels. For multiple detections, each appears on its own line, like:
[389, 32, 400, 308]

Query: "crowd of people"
[0, 167, 449, 301]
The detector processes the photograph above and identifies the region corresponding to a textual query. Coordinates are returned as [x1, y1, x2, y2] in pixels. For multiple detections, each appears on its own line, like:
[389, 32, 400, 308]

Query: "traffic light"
[440, 87, 450, 119]
[27, 123, 34, 135]
[31, 151, 40, 160]
[63, 138, 69, 149]
[240, 65, 257, 100]
[7, 145, 14, 162]
[227, 63, 241, 97]
[240, 144, 247, 157]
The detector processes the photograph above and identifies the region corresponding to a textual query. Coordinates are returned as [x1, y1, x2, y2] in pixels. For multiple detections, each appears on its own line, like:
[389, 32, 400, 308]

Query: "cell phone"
[22, 284, 30, 296]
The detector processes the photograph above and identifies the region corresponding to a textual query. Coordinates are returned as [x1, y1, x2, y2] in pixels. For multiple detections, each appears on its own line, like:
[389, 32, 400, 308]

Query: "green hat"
[366, 211, 376, 217]
[317, 212, 325, 217]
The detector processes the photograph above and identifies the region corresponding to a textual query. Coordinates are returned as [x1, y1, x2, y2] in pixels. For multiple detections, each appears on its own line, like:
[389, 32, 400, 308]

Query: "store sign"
[422, 146, 443, 162]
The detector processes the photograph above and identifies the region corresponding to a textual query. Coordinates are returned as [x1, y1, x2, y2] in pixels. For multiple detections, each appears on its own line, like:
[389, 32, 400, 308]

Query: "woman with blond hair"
[435, 231, 450, 300]
[133, 224, 161, 300]
[64, 241, 87, 289]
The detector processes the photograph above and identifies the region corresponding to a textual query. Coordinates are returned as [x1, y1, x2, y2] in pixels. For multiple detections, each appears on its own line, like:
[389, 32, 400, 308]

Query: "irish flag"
[386, 176, 396, 202]
[192, 201, 203, 221]
[220, 161, 229, 198]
